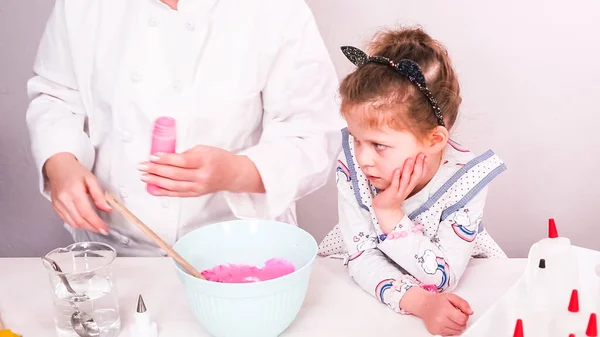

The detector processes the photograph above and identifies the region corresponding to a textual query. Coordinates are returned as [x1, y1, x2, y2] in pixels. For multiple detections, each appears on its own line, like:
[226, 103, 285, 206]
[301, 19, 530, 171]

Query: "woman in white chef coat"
[26, 0, 342, 256]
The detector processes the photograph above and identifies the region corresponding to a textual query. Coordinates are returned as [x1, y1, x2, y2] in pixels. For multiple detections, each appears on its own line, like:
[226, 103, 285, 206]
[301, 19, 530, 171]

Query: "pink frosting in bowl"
[201, 258, 296, 283]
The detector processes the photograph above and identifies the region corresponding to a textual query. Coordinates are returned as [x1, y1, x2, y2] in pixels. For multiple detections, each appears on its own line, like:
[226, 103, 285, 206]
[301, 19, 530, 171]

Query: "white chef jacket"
[26, 0, 343, 256]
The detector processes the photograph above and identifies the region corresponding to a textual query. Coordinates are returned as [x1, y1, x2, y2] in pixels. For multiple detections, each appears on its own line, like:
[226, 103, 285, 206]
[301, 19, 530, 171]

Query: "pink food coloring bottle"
[147, 117, 176, 194]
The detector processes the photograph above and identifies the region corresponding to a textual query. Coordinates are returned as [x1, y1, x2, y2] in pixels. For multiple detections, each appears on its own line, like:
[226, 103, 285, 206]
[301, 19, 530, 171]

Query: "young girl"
[318, 26, 507, 336]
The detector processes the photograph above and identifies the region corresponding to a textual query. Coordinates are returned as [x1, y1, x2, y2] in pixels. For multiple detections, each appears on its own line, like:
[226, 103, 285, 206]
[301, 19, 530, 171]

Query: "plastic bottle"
[147, 117, 176, 194]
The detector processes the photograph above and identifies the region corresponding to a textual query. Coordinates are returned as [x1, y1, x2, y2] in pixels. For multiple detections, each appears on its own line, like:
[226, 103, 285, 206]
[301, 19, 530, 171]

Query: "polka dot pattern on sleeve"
[318, 224, 346, 256]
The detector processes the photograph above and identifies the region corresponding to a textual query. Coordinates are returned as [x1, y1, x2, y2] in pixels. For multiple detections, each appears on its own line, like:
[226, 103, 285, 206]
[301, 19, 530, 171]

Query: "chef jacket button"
[131, 71, 143, 83]
[148, 17, 159, 27]
[173, 81, 183, 93]
[119, 186, 129, 198]
[185, 21, 195, 31]
[160, 249, 169, 257]
[120, 235, 131, 245]
[121, 129, 133, 142]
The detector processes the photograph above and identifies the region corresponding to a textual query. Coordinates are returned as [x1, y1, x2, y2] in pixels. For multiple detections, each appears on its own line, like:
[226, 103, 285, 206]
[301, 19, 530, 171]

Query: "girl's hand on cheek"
[373, 153, 426, 233]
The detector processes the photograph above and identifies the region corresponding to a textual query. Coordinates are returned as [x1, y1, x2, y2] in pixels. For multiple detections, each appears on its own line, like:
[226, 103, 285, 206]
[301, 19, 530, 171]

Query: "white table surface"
[0, 257, 527, 337]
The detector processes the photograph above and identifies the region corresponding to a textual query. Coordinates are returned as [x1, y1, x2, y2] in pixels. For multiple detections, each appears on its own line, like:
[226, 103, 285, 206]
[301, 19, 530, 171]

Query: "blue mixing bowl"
[172, 219, 318, 337]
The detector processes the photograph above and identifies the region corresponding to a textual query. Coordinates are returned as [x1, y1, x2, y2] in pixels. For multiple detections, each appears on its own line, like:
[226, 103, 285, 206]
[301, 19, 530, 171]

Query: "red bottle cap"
[587, 313, 597, 336]
[513, 319, 524, 337]
[549, 218, 559, 238]
[568, 289, 579, 312]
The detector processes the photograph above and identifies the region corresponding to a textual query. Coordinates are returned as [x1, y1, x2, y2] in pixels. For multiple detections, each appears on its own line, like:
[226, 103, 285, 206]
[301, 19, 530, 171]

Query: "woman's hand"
[138, 145, 265, 197]
[44, 152, 111, 234]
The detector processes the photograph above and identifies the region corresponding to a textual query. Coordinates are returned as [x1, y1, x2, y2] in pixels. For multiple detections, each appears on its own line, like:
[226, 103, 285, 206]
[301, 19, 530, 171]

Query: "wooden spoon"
[104, 192, 206, 279]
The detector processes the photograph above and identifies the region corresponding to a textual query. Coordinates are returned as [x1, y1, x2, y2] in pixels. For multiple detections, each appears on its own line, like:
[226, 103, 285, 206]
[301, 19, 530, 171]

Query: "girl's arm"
[337, 160, 431, 314]
[377, 187, 489, 292]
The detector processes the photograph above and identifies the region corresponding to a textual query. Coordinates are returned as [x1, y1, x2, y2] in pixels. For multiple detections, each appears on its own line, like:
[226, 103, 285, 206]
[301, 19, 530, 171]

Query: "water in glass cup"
[43, 242, 121, 337]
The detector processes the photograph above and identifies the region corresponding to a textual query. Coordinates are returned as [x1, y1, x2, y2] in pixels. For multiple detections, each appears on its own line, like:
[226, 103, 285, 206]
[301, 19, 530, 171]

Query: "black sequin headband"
[341, 46, 445, 127]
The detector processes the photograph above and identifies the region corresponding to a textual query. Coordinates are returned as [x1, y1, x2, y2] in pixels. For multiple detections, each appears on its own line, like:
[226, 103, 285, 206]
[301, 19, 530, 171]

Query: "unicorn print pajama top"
[318, 128, 507, 314]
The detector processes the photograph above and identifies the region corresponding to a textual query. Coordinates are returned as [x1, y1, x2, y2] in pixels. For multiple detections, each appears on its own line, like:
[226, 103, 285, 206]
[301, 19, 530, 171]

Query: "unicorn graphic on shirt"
[451, 208, 478, 242]
[347, 232, 378, 263]
[416, 249, 450, 290]
[336, 160, 351, 183]
[375, 278, 394, 305]
[355, 233, 377, 251]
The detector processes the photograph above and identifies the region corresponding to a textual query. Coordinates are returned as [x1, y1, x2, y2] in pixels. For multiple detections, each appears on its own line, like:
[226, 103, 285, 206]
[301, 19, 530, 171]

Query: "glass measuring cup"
[42, 242, 121, 337]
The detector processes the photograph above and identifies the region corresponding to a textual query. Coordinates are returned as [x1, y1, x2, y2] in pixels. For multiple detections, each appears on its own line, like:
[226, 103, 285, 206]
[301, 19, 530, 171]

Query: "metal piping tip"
[137, 294, 147, 313]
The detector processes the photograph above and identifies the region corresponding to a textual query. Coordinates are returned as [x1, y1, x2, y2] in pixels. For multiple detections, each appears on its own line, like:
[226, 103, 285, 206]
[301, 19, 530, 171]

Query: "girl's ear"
[427, 126, 449, 152]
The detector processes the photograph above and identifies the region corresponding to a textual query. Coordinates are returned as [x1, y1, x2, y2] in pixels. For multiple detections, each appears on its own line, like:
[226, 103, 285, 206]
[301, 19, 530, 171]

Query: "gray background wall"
[1, 0, 599, 258]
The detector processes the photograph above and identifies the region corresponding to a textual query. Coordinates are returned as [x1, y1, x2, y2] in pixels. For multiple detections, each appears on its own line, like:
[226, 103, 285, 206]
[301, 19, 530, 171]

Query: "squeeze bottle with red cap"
[147, 117, 176, 194]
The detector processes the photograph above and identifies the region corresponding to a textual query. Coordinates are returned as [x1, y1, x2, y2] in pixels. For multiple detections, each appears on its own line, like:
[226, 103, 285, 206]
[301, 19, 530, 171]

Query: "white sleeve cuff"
[33, 129, 95, 200]
[222, 191, 271, 220]
[222, 144, 299, 221]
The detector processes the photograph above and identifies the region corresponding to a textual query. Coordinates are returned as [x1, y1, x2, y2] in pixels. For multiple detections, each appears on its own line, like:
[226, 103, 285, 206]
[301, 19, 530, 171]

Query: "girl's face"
[345, 104, 436, 191]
